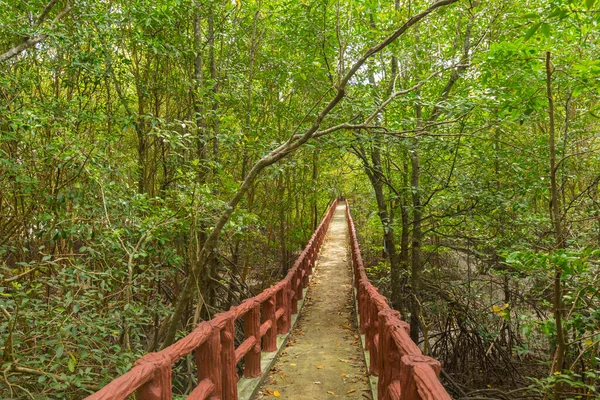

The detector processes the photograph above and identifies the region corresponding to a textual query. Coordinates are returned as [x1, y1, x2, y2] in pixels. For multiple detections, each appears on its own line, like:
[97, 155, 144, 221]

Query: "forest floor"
[253, 204, 372, 399]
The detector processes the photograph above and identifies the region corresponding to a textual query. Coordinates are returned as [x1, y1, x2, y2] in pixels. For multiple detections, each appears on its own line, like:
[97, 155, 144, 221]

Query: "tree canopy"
[1, 0, 599, 398]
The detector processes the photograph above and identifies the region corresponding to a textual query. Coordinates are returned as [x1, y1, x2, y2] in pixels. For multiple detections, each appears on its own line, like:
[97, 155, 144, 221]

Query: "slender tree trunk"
[409, 102, 423, 343]
[399, 153, 410, 307]
[546, 51, 566, 400]
[193, 2, 206, 172]
[278, 173, 288, 275]
[208, 3, 220, 167]
[242, 5, 261, 180]
[367, 140, 402, 311]
[136, 101, 147, 195]
[362, 14, 405, 311]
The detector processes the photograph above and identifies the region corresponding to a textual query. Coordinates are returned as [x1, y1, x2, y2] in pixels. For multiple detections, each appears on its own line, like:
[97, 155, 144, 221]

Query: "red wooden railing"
[345, 201, 452, 400]
[87, 200, 339, 400]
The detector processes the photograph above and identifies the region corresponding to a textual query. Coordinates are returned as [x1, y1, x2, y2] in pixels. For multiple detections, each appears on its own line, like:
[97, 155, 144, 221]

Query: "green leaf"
[68, 357, 76, 373]
[56, 345, 64, 358]
[524, 22, 541, 41]
[586, 0, 596, 10]
[541, 23, 551, 37]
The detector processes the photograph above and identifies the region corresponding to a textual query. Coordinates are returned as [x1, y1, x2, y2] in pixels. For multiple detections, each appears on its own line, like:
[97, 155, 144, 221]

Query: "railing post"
[377, 310, 403, 400]
[302, 257, 310, 286]
[197, 326, 222, 399]
[358, 280, 367, 333]
[367, 299, 380, 376]
[276, 285, 290, 334]
[283, 281, 292, 332]
[135, 353, 172, 400]
[297, 268, 305, 298]
[243, 303, 262, 378]
[399, 355, 442, 400]
[291, 272, 300, 314]
[221, 316, 237, 400]
[262, 293, 277, 352]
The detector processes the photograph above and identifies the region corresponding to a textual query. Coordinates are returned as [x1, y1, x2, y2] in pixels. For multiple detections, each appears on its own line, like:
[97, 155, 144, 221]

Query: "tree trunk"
[546, 51, 566, 400]
[160, 0, 461, 348]
[409, 102, 423, 344]
[193, 2, 206, 172]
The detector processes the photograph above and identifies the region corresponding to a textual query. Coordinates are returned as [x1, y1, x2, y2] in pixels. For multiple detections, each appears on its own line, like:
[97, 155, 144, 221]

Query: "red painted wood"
[400, 355, 450, 400]
[197, 326, 222, 399]
[186, 378, 215, 400]
[234, 336, 257, 364]
[258, 320, 272, 339]
[261, 294, 277, 352]
[302, 258, 310, 286]
[345, 201, 451, 400]
[135, 352, 172, 400]
[378, 310, 403, 400]
[388, 380, 402, 399]
[220, 317, 237, 400]
[86, 363, 154, 400]
[242, 303, 261, 377]
[275, 287, 287, 334]
[290, 272, 300, 314]
[283, 281, 292, 332]
[85, 201, 344, 400]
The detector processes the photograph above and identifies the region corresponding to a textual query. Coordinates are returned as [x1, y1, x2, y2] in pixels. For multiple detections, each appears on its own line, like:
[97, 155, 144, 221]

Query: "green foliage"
[1, 0, 600, 397]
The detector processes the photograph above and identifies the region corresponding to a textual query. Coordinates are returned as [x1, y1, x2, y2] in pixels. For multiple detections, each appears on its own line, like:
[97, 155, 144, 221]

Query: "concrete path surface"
[253, 204, 372, 400]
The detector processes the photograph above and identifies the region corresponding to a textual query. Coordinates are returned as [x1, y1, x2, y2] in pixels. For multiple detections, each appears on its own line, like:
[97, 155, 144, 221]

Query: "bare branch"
[35, 0, 60, 27]
[365, 64, 470, 125]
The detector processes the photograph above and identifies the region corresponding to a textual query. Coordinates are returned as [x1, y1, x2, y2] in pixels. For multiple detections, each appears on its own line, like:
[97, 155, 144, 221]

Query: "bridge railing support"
[345, 201, 452, 400]
[86, 200, 339, 400]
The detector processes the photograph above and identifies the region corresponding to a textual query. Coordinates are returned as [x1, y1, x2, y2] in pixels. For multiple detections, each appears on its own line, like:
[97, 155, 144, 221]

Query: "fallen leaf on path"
[274, 390, 281, 397]
[341, 373, 347, 377]
[314, 381, 322, 384]
[347, 389, 356, 394]
[316, 365, 323, 369]
[339, 359, 349, 363]
[290, 363, 297, 366]
[327, 391, 335, 396]
[280, 374, 285, 380]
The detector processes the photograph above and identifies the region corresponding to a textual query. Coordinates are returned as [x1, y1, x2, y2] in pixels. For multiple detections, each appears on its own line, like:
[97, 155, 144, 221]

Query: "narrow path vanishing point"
[254, 204, 372, 400]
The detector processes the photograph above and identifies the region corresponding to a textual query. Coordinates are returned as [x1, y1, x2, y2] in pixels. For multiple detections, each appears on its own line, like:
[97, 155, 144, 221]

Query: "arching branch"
[161, 0, 463, 348]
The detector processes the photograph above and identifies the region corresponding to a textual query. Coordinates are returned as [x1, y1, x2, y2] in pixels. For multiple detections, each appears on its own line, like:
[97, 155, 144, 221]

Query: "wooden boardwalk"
[254, 204, 371, 399]
[85, 200, 451, 400]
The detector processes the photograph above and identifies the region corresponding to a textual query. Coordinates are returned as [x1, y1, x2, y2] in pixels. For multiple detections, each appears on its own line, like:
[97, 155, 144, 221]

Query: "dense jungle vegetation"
[1, 0, 600, 398]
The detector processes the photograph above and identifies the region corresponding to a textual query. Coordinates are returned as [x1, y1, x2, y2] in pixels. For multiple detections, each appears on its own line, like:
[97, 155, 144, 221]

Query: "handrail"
[87, 199, 339, 400]
[345, 201, 452, 400]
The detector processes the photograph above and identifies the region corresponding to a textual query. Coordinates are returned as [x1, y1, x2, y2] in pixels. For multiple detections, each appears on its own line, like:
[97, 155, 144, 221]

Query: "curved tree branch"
[161, 0, 463, 348]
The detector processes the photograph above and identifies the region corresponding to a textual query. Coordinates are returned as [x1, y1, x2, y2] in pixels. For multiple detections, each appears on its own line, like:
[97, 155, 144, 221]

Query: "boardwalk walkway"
[254, 204, 372, 399]
[86, 200, 450, 400]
